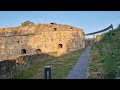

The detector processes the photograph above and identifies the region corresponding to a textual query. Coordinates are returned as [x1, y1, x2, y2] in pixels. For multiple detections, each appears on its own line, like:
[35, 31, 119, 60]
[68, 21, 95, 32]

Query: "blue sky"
[0, 11, 120, 37]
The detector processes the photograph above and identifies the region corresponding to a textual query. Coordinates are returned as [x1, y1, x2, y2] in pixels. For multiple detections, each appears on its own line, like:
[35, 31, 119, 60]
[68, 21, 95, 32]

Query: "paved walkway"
[66, 46, 91, 79]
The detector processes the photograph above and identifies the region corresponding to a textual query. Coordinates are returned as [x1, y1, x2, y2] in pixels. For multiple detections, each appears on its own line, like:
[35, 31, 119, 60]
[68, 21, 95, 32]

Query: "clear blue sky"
[0, 11, 120, 37]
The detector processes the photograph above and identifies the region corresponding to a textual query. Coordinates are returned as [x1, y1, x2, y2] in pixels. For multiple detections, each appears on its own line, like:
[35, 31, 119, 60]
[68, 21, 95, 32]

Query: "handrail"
[85, 24, 113, 36]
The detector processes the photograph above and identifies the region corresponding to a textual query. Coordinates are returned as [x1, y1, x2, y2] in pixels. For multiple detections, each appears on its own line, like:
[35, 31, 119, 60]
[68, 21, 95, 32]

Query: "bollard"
[44, 66, 51, 79]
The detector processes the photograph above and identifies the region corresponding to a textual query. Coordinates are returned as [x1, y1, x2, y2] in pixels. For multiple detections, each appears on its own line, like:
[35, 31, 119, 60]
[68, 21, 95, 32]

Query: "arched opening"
[36, 49, 42, 54]
[58, 44, 63, 49]
[21, 49, 26, 54]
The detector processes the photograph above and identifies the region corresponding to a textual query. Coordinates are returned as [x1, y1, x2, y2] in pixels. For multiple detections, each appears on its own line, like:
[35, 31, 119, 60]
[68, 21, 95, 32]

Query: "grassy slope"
[88, 27, 120, 79]
[13, 49, 84, 79]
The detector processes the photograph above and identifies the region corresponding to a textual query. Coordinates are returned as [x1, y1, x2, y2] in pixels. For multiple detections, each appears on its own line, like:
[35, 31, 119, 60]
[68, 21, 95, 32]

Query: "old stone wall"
[0, 24, 85, 60]
[0, 53, 52, 79]
[95, 34, 104, 42]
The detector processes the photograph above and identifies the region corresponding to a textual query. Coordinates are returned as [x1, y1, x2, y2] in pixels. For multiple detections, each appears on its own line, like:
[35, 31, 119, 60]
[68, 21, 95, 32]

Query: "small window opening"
[53, 28, 57, 31]
[58, 44, 63, 48]
[21, 49, 26, 54]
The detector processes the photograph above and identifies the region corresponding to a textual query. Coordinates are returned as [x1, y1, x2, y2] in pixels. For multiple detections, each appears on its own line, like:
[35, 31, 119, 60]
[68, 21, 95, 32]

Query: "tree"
[117, 24, 120, 29]
[21, 20, 35, 26]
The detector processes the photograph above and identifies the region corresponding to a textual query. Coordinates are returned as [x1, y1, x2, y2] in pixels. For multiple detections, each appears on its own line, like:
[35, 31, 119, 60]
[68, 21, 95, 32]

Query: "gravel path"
[66, 46, 91, 79]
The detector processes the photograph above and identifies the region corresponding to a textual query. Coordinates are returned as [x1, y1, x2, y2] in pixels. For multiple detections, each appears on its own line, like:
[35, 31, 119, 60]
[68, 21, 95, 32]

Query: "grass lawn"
[12, 49, 84, 79]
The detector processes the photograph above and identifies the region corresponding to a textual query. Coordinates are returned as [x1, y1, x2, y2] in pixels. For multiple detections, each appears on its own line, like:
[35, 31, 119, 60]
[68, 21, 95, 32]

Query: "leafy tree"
[117, 24, 120, 29]
[21, 20, 35, 26]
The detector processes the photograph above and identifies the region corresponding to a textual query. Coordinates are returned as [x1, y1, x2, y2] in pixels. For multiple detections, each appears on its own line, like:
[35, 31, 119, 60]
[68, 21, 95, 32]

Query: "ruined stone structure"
[0, 24, 85, 60]
[0, 53, 51, 79]
[95, 34, 104, 42]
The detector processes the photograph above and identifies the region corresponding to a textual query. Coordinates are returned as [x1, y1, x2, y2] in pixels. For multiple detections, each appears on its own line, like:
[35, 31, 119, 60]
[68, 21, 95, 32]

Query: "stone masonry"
[0, 23, 85, 60]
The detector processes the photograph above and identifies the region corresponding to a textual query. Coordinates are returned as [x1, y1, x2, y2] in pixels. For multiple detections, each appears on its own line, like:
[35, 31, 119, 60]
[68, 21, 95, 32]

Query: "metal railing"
[85, 24, 113, 36]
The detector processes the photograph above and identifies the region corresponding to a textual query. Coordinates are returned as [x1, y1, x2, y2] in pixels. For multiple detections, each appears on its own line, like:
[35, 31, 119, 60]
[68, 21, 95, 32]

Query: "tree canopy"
[21, 20, 35, 26]
[117, 24, 120, 29]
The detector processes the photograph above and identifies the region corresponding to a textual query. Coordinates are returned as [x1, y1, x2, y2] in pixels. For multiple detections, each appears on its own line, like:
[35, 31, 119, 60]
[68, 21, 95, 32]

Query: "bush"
[21, 20, 35, 26]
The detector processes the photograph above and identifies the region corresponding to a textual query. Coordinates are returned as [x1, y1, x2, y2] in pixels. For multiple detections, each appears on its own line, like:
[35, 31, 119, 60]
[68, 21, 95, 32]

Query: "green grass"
[88, 45, 104, 79]
[12, 49, 84, 79]
[88, 26, 120, 79]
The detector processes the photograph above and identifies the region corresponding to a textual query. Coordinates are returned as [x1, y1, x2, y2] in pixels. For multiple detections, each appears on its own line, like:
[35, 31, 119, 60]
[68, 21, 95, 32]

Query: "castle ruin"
[0, 23, 85, 60]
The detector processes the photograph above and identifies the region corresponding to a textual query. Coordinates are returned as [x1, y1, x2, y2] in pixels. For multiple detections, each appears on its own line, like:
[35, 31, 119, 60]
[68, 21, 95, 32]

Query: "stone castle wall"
[95, 34, 104, 42]
[0, 24, 85, 60]
[0, 53, 51, 79]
